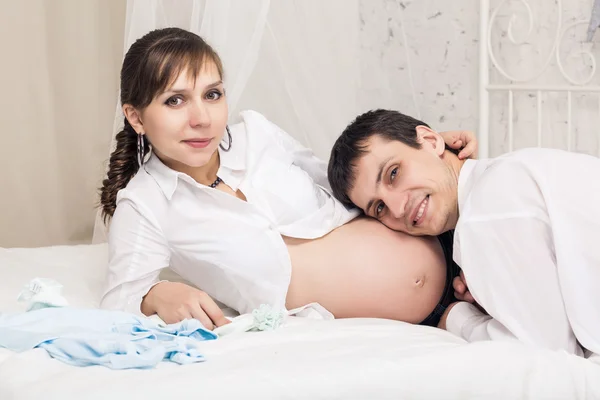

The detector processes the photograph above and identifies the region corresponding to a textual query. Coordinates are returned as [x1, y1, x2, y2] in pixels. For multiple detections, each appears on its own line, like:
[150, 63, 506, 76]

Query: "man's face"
[347, 128, 459, 236]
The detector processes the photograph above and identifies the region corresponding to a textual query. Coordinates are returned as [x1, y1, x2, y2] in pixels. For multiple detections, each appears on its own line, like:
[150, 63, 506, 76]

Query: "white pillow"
[0, 244, 109, 313]
[0, 243, 238, 316]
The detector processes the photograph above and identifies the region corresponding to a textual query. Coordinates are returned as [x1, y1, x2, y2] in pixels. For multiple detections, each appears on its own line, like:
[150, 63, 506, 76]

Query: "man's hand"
[453, 270, 475, 303]
[141, 281, 230, 330]
[440, 130, 478, 160]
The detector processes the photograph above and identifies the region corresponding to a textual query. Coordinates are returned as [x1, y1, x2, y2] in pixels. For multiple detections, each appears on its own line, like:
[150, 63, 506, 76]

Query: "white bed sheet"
[0, 244, 599, 399]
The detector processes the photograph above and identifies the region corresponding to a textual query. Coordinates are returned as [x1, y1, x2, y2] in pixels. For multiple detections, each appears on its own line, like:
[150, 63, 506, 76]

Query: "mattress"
[0, 244, 599, 399]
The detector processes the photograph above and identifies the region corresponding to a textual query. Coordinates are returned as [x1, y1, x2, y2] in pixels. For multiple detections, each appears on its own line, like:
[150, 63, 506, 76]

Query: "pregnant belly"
[284, 217, 447, 324]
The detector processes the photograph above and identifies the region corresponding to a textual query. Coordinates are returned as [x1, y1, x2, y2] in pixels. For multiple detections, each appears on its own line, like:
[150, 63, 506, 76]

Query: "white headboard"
[479, 0, 600, 158]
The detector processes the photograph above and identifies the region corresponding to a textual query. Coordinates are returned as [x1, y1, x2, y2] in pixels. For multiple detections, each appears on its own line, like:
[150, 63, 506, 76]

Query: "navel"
[414, 275, 425, 288]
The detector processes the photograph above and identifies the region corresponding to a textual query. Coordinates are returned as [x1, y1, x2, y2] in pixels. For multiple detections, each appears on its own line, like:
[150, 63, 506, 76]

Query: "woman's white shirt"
[100, 110, 359, 315]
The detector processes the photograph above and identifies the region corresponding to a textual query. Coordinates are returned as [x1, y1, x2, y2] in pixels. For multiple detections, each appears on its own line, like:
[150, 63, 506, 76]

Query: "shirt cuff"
[127, 279, 168, 317]
[446, 301, 487, 339]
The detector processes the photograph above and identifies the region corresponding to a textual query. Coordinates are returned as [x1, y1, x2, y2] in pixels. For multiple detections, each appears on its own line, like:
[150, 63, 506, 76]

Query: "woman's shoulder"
[235, 109, 271, 127]
[233, 110, 306, 160]
[115, 168, 168, 214]
[109, 170, 170, 239]
[232, 110, 290, 142]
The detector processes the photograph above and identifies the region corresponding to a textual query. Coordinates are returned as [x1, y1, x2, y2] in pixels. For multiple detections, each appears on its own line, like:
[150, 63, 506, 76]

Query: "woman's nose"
[189, 102, 210, 127]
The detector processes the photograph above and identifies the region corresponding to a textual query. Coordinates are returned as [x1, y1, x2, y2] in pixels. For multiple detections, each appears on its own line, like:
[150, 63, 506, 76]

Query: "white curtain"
[93, 0, 362, 243]
[0, 0, 125, 248]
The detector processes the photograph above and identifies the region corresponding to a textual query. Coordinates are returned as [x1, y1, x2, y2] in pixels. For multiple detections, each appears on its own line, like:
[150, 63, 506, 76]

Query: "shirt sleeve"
[446, 302, 507, 341]
[100, 198, 171, 315]
[447, 161, 583, 356]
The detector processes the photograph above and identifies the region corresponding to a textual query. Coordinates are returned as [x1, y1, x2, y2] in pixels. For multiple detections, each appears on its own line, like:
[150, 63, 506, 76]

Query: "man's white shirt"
[448, 148, 600, 357]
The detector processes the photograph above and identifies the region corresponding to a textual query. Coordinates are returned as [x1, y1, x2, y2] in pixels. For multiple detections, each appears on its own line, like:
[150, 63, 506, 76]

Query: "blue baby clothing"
[0, 307, 217, 369]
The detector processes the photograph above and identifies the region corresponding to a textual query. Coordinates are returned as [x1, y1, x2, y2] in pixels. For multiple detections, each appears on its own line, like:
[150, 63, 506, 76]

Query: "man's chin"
[411, 223, 444, 237]
[381, 221, 422, 236]
[409, 229, 432, 237]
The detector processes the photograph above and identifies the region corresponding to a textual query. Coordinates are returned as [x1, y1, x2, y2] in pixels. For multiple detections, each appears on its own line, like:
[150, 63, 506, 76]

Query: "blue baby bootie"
[251, 304, 284, 331]
[213, 304, 286, 337]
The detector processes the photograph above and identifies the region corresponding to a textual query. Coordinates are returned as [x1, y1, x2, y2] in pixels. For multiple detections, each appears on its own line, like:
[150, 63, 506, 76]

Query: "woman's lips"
[183, 138, 212, 149]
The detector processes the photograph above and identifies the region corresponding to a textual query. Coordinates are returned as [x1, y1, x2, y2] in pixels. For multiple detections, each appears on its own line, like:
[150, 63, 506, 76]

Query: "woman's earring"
[219, 126, 232, 152]
[137, 133, 145, 167]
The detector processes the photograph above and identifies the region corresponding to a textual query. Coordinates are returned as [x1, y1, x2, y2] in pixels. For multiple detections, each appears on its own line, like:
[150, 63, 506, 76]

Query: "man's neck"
[441, 149, 467, 182]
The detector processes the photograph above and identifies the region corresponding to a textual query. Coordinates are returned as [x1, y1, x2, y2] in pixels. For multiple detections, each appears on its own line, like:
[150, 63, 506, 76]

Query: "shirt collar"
[457, 159, 479, 214]
[143, 154, 180, 200]
[143, 124, 247, 200]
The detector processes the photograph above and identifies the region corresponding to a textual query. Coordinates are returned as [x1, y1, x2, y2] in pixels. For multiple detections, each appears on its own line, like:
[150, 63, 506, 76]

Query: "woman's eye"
[206, 90, 222, 100]
[390, 167, 398, 182]
[376, 202, 385, 216]
[165, 96, 184, 107]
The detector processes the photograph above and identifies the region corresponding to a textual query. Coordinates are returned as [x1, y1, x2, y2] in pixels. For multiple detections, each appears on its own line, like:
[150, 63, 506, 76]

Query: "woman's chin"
[179, 152, 216, 169]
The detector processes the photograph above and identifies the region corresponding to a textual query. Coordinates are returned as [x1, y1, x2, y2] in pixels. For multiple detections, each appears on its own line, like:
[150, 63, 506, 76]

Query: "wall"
[358, 0, 600, 158]
[358, 0, 480, 132]
[0, 0, 126, 247]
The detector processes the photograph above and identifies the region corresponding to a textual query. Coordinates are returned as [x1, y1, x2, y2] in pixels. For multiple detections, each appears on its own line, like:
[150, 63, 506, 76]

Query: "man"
[327, 109, 600, 358]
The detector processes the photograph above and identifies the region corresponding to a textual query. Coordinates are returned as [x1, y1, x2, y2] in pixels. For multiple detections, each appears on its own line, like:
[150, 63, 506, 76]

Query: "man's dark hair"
[327, 109, 428, 208]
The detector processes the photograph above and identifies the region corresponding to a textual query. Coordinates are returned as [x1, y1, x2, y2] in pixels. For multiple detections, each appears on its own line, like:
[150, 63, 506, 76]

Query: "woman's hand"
[141, 281, 230, 330]
[440, 130, 478, 160]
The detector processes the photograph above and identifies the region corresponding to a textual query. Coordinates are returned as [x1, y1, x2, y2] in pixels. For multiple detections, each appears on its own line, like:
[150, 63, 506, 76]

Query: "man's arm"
[445, 216, 582, 356]
[444, 161, 583, 355]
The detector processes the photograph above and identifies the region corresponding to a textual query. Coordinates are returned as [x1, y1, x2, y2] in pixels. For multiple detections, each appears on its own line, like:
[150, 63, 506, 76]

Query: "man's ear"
[416, 125, 445, 156]
[122, 104, 144, 134]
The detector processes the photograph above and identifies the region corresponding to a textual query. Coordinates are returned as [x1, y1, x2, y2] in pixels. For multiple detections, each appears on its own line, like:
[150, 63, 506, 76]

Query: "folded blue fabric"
[0, 307, 217, 369]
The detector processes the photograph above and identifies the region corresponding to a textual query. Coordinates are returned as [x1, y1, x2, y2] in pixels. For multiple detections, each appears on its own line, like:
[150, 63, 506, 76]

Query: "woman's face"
[131, 62, 228, 173]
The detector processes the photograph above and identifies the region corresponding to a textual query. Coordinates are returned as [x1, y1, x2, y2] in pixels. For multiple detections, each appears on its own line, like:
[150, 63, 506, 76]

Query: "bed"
[3, 1, 600, 398]
[1, 244, 599, 399]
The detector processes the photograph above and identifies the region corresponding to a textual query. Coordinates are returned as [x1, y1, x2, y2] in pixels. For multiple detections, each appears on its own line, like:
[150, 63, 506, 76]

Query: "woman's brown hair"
[99, 27, 224, 222]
